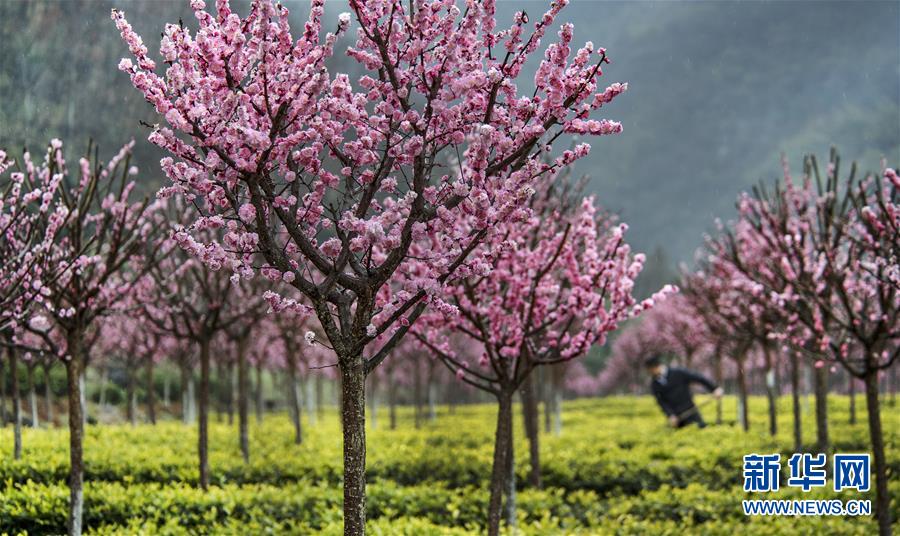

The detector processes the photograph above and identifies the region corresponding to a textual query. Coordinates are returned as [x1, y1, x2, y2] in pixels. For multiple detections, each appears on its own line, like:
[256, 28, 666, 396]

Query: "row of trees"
[0, 139, 153, 535]
[0, 168, 603, 530]
[110, 0, 670, 534]
[1, 302, 587, 435]
[13, 1, 892, 534]
[0, 326, 597, 432]
[0, 1, 663, 535]
[599, 150, 898, 536]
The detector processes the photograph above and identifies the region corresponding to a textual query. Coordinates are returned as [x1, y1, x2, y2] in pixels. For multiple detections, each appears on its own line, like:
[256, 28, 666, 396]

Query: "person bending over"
[644, 355, 723, 428]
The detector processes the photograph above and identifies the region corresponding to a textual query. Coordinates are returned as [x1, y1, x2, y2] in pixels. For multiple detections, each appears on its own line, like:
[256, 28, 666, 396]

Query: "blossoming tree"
[415, 176, 673, 534]
[702, 151, 898, 535]
[135, 206, 241, 491]
[15, 140, 156, 536]
[0, 142, 72, 458]
[0, 144, 69, 332]
[113, 0, 630, 531]
[272, 304, 325, 445]
[790, 161, 899, 536]
[223, 279, 269, 462]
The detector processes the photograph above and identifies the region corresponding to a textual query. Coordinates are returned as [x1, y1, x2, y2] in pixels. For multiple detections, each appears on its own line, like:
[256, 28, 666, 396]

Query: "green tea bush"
[0, 395, 895, 534]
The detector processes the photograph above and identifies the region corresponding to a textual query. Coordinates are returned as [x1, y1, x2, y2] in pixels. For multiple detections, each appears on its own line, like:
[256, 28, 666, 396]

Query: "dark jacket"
[650, 367, 717, 418]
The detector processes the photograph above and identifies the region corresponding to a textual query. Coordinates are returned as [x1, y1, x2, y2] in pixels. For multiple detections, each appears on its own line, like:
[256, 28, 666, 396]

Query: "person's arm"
[682, 368, 718, 392]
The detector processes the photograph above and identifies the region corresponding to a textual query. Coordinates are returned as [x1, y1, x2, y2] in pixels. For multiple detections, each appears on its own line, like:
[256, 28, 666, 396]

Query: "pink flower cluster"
[0, 142, 71, 331]
[113, 0, 629, 360]
[414, 171, 675, 388]
[683, 153, 900, 382]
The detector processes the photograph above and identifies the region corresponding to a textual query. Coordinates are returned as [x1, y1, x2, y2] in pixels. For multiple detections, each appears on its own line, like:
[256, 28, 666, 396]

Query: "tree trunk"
[520, 374, 541, 488]
[0, 359, 7, 427]
[736, 360, 749, 432]
[226, 363, 235, 425]
[237, 339, 250, 463]
[287, 361, 302, 445]
[8, 348, 21, 459]
[764, 347, 777, 436]
[66, 338, 85, 536]
[790, 353, 802, 452]
[714, 353, 723, 425]
[28, 365, 38, 428]
[487, 391, 513, 536]
[255, 361, 263, 424]
[542, 369, 552, 434]
[198, 337, 211, 490]
[863, 371, 892, 536]
[43, 362, 54, 425]
[504, 432, 517, 529]
[339, 358, 367, 536]
[803, 361, 811, 414]
[765, 368, 777, 435]
[126, 364, 136, 426]
[78, 361, 88, 426]
[814, 365, 829, 451]
[848, 374, 857, 425]
[146, 360, 156, 425]
[79, 370, 88, 427]
[180, 363, 194, 424]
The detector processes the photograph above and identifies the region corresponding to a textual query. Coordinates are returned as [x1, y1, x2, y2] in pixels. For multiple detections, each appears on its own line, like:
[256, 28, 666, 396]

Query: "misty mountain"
[1, 0, 896, 265]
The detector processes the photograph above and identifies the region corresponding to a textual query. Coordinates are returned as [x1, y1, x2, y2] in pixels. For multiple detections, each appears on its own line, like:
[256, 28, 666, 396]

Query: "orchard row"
[0, 0, 895, 535]
[600, 149, 899, 535]
[0, 1, 665, 535]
